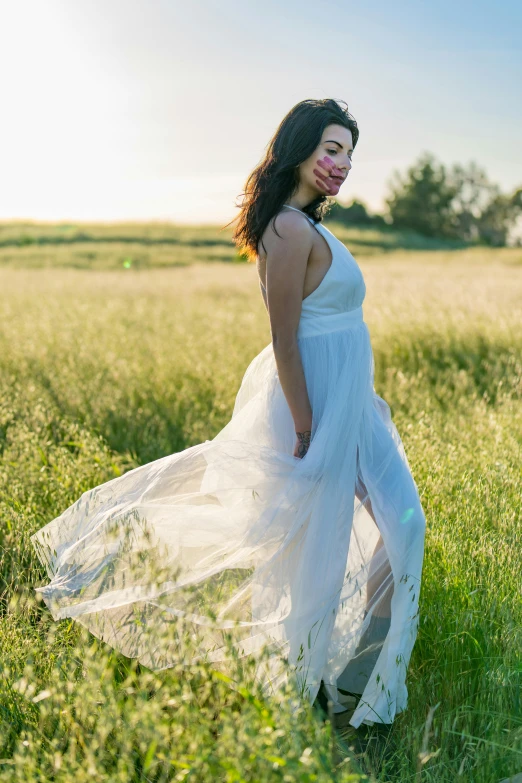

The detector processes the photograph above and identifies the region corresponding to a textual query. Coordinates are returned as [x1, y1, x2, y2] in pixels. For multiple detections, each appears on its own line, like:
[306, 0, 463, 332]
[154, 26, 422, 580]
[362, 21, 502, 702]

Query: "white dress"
[31, 204, 426, 729]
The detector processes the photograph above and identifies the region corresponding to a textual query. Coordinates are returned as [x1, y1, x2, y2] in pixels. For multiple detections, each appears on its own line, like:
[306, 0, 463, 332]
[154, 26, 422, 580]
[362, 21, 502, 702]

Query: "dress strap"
[282, 204, 306, 214]
[282, 204, 315, 223]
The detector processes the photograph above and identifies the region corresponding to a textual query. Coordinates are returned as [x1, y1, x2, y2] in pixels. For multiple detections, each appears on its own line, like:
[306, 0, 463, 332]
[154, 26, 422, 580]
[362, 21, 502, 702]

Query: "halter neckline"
[282, 204, 308, 215]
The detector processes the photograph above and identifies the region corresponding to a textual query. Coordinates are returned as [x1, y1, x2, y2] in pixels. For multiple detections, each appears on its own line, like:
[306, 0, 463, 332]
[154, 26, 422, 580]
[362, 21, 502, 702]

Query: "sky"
[1, 0, 521, 224]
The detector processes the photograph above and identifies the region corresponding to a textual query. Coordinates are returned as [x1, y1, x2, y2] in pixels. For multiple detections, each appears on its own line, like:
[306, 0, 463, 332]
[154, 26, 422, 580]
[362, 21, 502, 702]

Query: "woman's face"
[299, 124, 354, 197]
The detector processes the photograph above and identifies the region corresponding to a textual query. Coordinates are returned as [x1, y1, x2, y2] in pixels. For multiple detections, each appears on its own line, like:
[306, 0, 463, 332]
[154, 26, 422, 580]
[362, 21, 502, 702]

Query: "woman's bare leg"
[355, 475, 393, 619]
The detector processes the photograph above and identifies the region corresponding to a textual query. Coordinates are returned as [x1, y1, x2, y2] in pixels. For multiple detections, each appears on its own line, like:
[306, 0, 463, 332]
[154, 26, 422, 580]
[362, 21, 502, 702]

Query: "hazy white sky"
[1, 0, 521, 224]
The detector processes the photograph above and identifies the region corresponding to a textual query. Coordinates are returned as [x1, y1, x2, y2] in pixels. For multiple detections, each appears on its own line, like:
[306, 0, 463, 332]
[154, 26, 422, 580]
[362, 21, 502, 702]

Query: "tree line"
[329, 151, 522, 247]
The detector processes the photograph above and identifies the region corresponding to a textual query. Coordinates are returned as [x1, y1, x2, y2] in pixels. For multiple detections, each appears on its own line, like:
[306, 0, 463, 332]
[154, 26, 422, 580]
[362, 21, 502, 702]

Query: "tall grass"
[0, 228, 521, 780]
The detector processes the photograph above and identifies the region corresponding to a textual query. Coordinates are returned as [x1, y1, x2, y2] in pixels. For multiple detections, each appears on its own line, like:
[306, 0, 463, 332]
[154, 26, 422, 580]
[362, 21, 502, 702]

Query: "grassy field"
[0, 220, 521, 781]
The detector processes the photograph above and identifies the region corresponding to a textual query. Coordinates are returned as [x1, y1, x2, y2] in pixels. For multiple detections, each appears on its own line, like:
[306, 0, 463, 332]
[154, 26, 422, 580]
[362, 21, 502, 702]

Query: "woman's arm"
[261, 212, 314, 458]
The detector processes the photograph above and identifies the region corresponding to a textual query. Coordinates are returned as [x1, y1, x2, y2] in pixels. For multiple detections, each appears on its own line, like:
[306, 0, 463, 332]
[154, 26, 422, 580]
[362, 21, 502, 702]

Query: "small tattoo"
[296, 430, 311, 458]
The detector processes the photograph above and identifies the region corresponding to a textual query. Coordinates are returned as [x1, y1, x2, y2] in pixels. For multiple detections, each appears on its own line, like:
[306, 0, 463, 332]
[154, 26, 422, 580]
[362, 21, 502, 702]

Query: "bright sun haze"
[1, 0, 521, 223]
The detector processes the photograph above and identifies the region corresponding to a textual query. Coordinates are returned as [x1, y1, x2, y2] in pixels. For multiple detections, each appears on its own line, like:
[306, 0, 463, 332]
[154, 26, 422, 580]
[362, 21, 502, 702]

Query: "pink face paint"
[313, 155, 344, 195]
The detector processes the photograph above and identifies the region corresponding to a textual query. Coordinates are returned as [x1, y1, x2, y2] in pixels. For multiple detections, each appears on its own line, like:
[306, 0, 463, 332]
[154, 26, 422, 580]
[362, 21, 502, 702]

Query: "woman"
[31, 98, 426, 729]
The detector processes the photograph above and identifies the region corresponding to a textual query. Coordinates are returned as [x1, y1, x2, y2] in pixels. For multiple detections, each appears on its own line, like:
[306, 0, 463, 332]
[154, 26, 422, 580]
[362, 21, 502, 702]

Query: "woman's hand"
[313, 155, 344, 196]
[293, 429, 311, 458]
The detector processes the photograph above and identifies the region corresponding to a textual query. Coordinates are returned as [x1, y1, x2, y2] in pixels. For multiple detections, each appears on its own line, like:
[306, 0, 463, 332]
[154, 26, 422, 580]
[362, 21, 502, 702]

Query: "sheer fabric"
[31, 206, 426, 728]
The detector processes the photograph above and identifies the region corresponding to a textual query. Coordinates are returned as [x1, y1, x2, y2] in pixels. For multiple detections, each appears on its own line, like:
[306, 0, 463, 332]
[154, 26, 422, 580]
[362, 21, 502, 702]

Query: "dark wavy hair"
[223, 98, 359, 262]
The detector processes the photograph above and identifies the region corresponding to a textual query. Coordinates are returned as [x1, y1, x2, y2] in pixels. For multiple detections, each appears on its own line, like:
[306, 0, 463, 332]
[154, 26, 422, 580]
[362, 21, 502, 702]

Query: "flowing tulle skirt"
[31, 310, 426, 728]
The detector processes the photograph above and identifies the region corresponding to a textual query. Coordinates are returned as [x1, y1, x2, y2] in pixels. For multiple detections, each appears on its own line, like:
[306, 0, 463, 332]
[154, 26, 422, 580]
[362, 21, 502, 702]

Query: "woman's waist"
[297, 305, 365, 338]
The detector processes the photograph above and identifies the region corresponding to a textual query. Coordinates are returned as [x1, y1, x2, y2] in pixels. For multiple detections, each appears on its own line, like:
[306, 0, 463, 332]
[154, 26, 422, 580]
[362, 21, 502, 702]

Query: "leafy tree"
[385, 153, 522, 246]
[475, 190, 522, 246]
[447, 161, 498, 242]
[384, 152, 458, 239]
[328, 198, 386, 227]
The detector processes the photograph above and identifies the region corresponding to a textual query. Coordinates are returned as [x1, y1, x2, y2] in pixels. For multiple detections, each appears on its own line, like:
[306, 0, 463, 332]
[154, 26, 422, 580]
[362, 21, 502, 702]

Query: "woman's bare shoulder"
[258, 209, 312, 258]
